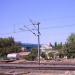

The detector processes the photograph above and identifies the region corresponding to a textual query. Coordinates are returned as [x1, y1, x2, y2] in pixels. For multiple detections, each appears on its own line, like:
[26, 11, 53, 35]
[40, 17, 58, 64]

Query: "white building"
[40, 44, 52, 54]
[40, 43, 58, 59]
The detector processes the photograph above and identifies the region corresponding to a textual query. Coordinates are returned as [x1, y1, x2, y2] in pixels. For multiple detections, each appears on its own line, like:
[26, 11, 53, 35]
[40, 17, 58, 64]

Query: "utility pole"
[37, 22, 40, 65]
[29, 19, 41, 65]
[20, 20, 41, 65]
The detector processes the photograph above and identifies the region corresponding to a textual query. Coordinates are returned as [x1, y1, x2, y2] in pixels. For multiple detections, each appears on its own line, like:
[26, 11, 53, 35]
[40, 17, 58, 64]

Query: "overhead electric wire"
[0, 31, 24, 35]
[0, 24, 75, 35]
[24, 25, 36, 36]
[19, 28, 29, 31]
[40, 24, 75, 30]
[29, 19, 38, 30]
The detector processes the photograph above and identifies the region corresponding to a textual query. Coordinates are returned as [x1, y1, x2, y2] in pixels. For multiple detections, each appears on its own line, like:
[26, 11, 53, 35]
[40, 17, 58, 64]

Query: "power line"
[0, 31, 24, 35]
[40, 24, 75, 30]
[20, 21, 41, 65]
[45, 16, 75, 20]
[0, 24, 75, 35]
[29, 19, 37, 30]
[24, 25, 37, 36]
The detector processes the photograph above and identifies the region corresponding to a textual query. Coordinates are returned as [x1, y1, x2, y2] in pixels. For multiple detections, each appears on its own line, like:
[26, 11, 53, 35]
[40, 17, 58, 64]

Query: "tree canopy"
[65, 33, 75, 58]
[67, 33, 75, 44]
[0, 37, 21, 57]
[25, 48, 38, 61]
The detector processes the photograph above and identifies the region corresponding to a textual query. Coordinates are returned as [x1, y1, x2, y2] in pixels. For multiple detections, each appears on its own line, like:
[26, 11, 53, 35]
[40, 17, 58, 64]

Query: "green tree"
[41, 52, 47, 59]
[25, 48, 38, 61]
[67, 33, 75, 43]
[65, 33, 75, 58]
[54, 42, 57, 49]
[48, 52, 54, 59]
[0, 37, 21, 57]
[54, 42, 63, 50]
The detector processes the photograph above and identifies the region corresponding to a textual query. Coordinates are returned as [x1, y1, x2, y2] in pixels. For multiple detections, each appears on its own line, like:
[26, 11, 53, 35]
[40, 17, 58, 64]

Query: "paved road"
[0, 63, 75, 70]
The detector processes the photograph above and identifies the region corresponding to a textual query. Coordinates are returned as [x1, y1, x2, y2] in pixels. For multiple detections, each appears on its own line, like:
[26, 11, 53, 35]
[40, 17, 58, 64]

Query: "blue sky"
[0, 0, 75, 44]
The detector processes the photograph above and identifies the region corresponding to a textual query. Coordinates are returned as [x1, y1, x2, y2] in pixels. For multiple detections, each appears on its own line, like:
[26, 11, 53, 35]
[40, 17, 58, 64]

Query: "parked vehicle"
[7, 53, 20, 60]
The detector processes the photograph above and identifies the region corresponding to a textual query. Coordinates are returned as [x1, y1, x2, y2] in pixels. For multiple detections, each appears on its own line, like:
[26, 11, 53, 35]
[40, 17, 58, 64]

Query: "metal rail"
[0, 63, 75, 70]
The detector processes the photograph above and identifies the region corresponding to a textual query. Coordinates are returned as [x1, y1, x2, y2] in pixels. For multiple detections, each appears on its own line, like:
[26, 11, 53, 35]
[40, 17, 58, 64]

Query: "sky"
[0, 0, 75, 44]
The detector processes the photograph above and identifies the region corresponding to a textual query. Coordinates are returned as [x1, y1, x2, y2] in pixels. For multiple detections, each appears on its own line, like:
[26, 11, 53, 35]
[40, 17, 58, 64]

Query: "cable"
[29, 19, 38, 30]
[24, 25, 36, 36]
[40, 24, 75, 30]
[0, 24, 75, 35]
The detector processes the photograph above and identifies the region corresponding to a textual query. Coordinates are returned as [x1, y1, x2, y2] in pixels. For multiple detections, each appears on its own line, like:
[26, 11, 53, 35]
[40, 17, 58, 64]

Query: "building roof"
[18, 52, 30, 56]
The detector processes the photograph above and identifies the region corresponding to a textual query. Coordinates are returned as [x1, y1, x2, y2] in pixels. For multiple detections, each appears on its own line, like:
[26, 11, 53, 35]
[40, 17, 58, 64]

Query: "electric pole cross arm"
[19, 20, 41, 65]
[24, 25, 36, 36]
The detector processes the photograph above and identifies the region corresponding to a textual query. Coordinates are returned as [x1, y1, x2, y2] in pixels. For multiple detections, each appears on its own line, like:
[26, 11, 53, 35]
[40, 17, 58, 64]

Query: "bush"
[25, 48, 38, 61]
[48, 52, 54, 59]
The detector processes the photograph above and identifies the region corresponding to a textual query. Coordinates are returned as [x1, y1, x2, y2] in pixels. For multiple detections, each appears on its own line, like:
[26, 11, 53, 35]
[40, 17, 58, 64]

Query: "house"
[40, 43, 58, 59]
[40, 43, 53, 54]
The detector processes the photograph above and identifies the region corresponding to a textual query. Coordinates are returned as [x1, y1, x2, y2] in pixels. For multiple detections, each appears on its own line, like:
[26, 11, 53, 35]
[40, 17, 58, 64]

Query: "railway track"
[0, 63, 75, 70]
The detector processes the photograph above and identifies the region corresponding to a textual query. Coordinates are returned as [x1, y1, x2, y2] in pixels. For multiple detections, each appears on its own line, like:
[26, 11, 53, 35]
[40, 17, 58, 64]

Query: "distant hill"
[20, 43, 38, 51]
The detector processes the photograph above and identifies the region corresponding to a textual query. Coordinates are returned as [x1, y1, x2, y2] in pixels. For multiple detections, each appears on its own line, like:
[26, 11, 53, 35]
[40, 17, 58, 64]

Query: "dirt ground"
[22, 71, 75, 75]
[0, 70, 75, 75]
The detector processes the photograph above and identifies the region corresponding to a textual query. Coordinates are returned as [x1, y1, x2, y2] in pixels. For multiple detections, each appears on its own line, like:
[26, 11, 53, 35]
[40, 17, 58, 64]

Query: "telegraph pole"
[37, 22, 40, 65]
[20, 20, 41, 65]
[29, 19, 41, 65]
